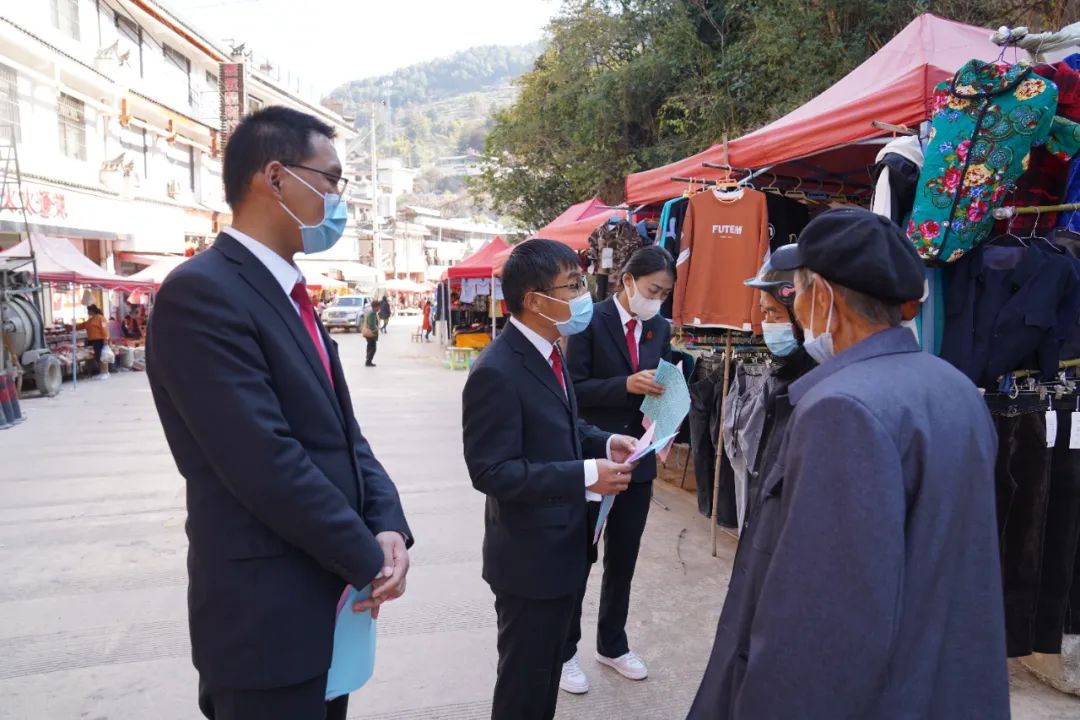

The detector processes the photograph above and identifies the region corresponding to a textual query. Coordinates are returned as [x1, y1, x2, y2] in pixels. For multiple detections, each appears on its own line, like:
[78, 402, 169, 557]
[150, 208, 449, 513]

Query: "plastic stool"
[447, 346, 472, 370]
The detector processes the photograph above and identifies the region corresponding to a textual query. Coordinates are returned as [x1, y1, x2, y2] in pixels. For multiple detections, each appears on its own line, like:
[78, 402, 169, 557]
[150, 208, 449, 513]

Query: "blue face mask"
[536, 292, 593, 337]
[761, 322, 799, 357]
[278, 167, 348, 254]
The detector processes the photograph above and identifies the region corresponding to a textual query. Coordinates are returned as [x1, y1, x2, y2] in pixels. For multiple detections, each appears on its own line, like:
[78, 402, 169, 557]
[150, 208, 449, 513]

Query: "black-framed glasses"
[544, 276, 588, 293]
[284, 163, 349, 196]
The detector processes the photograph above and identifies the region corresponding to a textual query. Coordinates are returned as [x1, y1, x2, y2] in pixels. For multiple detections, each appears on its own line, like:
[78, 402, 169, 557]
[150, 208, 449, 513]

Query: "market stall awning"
[383, 278, 434, 293]
[127, 255, 188, 286]
[0, 235, 152, 290]
[304, 272, 349, 291]
[295, 260, 381, 286]
[623, 14, 1006, 206]
[446, 236, 512, 280]
[492, 247, 512, 278]
[530, 197, 625, 250]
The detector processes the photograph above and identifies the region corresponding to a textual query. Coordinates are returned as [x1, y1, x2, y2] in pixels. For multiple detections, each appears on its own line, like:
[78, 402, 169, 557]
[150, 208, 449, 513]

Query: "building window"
[57, 93, 87, 160]
[163, 44, 192, 106]
[187, 145, 195, 191]
[165, 141, 193, 194]
[248, 96, 264, 113]
[115, 13, 143, 77]
[0, 63, 20, 144]
[206, 70, 218, 89]
[119, 123, 147, 178]
[51, 0, 81, 41]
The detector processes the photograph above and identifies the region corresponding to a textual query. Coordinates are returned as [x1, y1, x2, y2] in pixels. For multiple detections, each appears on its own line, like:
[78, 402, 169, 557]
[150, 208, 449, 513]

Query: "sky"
[164, 0, 561, 95]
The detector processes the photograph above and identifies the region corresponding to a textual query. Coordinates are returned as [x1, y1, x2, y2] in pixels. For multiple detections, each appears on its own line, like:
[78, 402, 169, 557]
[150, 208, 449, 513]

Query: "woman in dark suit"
[562, 245, 676, 694]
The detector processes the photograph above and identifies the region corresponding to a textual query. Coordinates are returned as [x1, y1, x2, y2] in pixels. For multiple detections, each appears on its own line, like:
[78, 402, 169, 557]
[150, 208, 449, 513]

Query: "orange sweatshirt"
[672, 188, 770, 331]
[77, 314, 108, 341]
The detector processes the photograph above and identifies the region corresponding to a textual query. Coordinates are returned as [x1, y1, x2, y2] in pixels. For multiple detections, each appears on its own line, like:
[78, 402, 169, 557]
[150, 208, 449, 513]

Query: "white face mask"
[802, 275, 836, 364]
[625, 278, 662, 321]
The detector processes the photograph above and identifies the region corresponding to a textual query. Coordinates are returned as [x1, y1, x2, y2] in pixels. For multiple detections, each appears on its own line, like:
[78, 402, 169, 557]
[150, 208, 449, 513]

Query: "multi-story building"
[0, 0, 357, 312]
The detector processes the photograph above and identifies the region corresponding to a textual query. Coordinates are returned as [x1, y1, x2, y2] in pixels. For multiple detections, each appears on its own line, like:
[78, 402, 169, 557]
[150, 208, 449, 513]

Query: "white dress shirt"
[614, 294, 643, 349]
[509, 316, 605, 500]
[223, 226, 327, 357]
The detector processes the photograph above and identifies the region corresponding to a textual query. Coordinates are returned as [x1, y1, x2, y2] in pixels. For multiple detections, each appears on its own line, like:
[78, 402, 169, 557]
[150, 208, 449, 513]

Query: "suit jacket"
[567, 297, 672, 483]
[942, 242, 1080, 387]
[461, 322, 611, 600]
[146, 233, 412, 690]
[688, 328, 1007, 720]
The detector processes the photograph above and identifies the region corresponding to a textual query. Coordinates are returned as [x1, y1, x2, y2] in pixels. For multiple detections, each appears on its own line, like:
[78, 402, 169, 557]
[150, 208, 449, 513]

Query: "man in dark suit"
[147, 106, 413, 720]
[462, 239, 638, 720]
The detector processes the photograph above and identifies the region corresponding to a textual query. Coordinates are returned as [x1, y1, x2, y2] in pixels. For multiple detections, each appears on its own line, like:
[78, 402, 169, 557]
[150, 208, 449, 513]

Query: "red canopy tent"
[624, 14, 1006, 206]
[530, 197, 625, 250]
[0, 235, 152, 290]
[446, 236, 512, 280]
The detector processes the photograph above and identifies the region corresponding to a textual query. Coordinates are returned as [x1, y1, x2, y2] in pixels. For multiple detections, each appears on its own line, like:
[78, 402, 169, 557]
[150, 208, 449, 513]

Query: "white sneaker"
[94, 373, 110, 381]
[560, 655, 590, 694]
[596, 651, 649, 680]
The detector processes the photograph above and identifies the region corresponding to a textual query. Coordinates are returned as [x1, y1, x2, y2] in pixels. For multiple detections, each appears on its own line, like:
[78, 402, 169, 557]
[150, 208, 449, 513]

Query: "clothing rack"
[993, 202, 1080, 220]
[871, 120, 918, 136]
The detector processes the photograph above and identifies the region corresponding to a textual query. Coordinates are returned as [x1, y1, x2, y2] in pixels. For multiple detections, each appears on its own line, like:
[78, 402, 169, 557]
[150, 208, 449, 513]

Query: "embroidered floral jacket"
[907, 59, 1080, 263]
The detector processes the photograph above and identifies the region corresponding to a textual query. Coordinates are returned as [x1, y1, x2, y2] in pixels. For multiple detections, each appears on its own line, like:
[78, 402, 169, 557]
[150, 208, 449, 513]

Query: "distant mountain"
[327, 43, 542, 222]
[329, 43, 543, 113]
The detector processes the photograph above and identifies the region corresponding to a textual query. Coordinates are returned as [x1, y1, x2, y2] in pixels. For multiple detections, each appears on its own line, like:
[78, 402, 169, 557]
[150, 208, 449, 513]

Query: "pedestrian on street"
[561, 245, 676, 694]
[687, 208, 1008, 720]
[461, 239, 638, 720]
[378, 296, 392, 333]
[738, 256, 816, 524]
[422, 299, 433, 341]
[146, 106, 413, 720]
[364, 300, 381, 367]
[74, 304, 110, 379]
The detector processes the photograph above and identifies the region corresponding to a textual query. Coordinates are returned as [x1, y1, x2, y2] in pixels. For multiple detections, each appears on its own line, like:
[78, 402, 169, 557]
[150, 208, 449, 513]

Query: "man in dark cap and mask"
[740, 258, 816, 524]
[687, 208, 1007, 720]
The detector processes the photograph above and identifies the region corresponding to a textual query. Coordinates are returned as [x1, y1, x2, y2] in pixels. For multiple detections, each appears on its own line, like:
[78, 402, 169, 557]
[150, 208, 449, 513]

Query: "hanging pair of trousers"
[994, 411, 1053, 657]
[564, 482, 652, 663]
[689, 378, 736, 527]
[1033, 408, 1080, 653]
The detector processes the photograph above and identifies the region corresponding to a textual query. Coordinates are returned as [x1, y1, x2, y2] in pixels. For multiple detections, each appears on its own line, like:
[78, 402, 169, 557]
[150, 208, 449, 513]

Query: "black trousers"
[88, 338, 105, 375]
[994, 412, 1053, 657]
[492, 591, 577, 720]
[1034, 409, 1080, 653]
[564, 482, 652, 662]
[365, 337, 378, 365]
[198, 674, 348, 720]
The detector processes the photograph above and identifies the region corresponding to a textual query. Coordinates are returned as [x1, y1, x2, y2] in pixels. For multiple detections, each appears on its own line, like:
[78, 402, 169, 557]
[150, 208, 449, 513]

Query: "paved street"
[1, 318, 1078, 719]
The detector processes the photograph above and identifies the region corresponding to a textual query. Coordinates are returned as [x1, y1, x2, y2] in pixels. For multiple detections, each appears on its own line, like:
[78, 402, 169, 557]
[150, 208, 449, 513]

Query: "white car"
[321, 295, 370, 332]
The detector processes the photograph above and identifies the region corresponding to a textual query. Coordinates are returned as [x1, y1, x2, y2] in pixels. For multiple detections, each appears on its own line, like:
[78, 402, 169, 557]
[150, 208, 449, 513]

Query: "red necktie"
[625, 318, 639, 371]
[290, 281, 334, 387]
[549, 347, 567, 395]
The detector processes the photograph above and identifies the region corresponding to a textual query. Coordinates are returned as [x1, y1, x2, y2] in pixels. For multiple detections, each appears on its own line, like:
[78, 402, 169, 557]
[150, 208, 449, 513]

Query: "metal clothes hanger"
[1026, 207, 1066, 254]
[784, 176, 807, 202]
[993, 211, 1029, 248]
[762, 172, 782, 195]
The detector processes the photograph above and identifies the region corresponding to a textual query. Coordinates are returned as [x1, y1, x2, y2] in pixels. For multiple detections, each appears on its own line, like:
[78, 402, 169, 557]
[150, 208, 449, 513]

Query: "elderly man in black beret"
[687, 208, 1008, 720]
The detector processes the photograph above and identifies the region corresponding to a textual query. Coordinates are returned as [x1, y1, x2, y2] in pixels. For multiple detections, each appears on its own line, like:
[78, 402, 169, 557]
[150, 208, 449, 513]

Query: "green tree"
[472, 0, 1074, 229]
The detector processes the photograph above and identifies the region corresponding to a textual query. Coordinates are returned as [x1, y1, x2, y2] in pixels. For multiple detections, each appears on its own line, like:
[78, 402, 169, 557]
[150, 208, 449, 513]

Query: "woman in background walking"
[422, 298, 433, 341]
